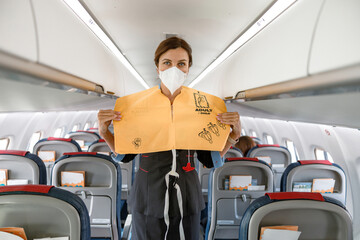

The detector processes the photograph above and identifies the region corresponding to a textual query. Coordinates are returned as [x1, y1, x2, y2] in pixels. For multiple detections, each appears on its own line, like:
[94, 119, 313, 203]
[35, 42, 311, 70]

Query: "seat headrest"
[0, 185, 53, 194]
[266, 192, 325, 201]
[47, 137, 72, 142]
[0, 150, 29, 156]
[257, 144, 280, 147]
[63, 152, 97, 156]
[299, 160, 332, 165]
[226, 157, 259, 162]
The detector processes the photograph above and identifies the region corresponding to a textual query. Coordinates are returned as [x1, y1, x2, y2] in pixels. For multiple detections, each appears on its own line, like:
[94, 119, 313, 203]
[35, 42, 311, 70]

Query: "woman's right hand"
[97, 110, 122, 137]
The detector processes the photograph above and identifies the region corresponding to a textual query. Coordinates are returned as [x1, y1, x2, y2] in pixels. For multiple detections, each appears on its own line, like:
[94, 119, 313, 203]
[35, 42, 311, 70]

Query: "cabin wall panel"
[253, 118, 280, 145]
[217, 0, 324, 98]
[331, 127, 360, 227]
[240, 117, 264, 142]
[0, 0, 37, 61]
[31, 0, 120, 93]
[0, 111, 97, 151]
[309, 0, 360, 74]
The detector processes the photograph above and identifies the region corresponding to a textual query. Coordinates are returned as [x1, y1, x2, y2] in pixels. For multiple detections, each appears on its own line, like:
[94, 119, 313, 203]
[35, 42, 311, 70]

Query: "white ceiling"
[81, 0, 275, 87]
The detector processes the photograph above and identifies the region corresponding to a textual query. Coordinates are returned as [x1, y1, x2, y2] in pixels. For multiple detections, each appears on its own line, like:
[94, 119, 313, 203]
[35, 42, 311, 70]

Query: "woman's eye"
[178, 62, 185, 67]
[163, 61, 170, 65]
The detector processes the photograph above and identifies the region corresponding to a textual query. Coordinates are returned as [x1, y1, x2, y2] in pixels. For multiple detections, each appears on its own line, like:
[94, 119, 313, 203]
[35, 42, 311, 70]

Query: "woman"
[98, 37, 240, 240]
[235, 136, 256, 156]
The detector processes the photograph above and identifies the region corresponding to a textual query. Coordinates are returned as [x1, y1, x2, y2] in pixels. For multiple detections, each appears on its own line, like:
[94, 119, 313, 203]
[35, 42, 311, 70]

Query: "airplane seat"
[88, 139, 112, 153]
[198, 161, 212, 203]
[281, 160, 346, 204]
[206, 157, 274, 240]
[224, 146, 243, 159]
[247, 144, 291, 191]
[0, 185, 90, 239]
[88, 139, 133, 202]
[0, 150, 47, 185]
[239, 192, 353, 240]
[67, 130, 101, 151]
[33, 137, 82, 185]
[51, 152, 123, 240]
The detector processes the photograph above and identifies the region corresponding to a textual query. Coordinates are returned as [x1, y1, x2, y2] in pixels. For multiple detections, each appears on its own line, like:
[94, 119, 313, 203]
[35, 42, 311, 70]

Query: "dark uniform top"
[118, 150, 215, 218]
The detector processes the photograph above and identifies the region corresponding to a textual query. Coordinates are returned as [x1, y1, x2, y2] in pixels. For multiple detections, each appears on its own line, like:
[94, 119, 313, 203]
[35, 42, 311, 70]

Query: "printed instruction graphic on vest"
[198, 128, 213, 143]
[217, 120, 227, 130]
[208, 122, 220, 136]
[133, 138, 142, 149]
[198, 121, 227, 144]
[194, 91, 212, 115]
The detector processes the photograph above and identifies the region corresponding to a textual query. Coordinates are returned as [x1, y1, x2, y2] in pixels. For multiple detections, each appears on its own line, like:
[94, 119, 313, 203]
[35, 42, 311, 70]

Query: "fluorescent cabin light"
[188, 0, 297, 88]
[63, 0, 150, 90]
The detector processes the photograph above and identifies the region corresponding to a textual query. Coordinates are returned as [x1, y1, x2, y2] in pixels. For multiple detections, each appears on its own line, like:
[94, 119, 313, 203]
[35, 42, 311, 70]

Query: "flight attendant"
[98, 37, 240, 240]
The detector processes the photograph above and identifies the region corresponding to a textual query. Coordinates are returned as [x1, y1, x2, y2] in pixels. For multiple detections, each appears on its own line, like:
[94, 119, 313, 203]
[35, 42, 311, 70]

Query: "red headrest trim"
[257, 144, 280, 148]
[299, 160, 332, 165]
[226, 157, 259, 162]
[77, 130, 95, 134]
[89, 128, 98, 130]
[0, 185, 54, 194]
[0, 150, 28, 156]
[99, 139, 106, 142]
[47, 137, 72, 142]
[266, 192, 325, 201]
[63, 152, 97, 156]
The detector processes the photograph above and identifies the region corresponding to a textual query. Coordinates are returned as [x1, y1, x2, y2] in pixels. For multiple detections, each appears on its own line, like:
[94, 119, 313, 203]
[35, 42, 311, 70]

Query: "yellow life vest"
[113, 86, 230, 154]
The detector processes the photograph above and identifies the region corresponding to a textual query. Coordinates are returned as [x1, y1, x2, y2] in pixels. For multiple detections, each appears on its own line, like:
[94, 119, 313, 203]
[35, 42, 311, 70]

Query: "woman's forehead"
[160, 48, 189, 61]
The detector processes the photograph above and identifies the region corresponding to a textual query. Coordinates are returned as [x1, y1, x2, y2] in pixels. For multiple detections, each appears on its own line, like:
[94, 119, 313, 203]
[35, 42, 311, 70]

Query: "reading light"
[63, 0, 150, 90]
[188, 0, 297, 88]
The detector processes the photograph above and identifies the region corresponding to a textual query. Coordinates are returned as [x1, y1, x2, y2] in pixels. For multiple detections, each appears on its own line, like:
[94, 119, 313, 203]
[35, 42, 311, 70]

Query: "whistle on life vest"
[182, 162, 195, 172]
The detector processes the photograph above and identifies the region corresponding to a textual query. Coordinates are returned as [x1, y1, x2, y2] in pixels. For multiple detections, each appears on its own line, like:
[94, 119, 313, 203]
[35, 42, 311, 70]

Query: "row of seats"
[0, 135, 351, 240]
[204, 157, 349, 240]
[199, 144, 291, 202]
[0, 150, 128, 240]
[0, 185, 351, 240]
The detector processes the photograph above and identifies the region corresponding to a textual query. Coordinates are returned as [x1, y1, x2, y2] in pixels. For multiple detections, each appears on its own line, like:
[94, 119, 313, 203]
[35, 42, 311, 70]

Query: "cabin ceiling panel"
[227, 92, 360, 129]
[81, 0, 274, 89]
[214, 0, 324, 99]
[309, 0, 360, 75]
[0, 0, 37, 62]
[31, 0, 122, 94]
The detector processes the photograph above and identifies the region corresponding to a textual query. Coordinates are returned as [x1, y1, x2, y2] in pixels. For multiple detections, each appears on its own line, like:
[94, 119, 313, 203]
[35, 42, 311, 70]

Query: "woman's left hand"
[217, 112, 241, 139]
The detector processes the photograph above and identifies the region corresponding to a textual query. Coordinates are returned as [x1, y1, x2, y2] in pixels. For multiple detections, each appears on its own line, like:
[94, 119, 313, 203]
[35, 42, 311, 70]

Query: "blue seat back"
[51, 152, 122, 239]
[0, 185, 90, 239]
[0, 150, 46, 185]
[281, 160, 347, 204]
[239, 192, 352, 240]
[206, 157, 273, 240]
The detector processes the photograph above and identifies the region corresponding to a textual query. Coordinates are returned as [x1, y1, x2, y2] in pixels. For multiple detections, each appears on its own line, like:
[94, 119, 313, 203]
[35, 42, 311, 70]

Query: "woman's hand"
[217, 112, 241, 139]
[97, 110, 121, 137]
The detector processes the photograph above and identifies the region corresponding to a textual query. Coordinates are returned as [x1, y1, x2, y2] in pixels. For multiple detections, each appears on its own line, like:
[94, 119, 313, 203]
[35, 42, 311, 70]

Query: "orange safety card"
[114, 86, 230, 154]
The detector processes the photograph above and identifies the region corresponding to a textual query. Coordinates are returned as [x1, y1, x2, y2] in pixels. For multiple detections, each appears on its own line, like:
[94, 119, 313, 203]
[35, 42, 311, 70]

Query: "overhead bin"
[0, 0, 37, 62]
[196, 1, 324, 98]
[31, 0, 121, 93]
[308, 0, 360, 74]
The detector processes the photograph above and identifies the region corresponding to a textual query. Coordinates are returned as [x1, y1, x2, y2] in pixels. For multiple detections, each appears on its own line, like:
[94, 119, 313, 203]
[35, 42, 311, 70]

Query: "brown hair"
[235, 136, 256, 156]
[154, 37, 192, 67]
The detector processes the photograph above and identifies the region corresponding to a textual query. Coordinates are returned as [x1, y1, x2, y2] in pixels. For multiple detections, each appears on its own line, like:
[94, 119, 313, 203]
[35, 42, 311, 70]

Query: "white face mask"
[158, 67, 187, 95]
